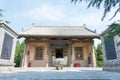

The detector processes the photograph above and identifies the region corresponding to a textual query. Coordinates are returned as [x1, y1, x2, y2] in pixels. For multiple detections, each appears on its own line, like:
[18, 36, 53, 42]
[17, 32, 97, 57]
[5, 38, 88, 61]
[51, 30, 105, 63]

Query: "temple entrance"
[56, 48, 63, 58]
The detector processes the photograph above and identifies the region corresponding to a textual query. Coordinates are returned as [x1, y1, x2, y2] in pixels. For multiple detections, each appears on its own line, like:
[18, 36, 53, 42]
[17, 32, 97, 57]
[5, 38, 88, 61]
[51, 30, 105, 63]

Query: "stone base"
[0, 59, 15, 73]
[0, 66, 14, 73]
[103, 66, 120, 72]
[70, 64, 73, 67]
[88, 64, 92, 67]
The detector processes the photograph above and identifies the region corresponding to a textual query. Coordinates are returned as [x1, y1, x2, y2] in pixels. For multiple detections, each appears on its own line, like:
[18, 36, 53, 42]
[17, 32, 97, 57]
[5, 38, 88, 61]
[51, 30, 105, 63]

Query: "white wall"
[0, 27, 5, 57]
[0, 23, 17, 66]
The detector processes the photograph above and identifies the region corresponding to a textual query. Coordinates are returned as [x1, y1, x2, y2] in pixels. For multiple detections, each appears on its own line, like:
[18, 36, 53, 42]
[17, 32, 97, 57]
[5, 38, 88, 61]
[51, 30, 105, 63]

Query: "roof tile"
[19, 26, 99, 37]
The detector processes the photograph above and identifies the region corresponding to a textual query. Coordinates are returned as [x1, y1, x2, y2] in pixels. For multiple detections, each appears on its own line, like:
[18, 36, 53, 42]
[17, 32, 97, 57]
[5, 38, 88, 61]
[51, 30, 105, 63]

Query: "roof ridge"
[34, 25, 84, 27]
[21, 25, 35, 33]
[19, 25, 99, 38]
[21, 25, 89, 33]
[84, 27, 97, 33]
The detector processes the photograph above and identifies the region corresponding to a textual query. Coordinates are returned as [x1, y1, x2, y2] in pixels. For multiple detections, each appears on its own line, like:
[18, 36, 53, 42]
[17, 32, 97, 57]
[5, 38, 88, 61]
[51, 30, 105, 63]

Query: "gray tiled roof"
[19, 25, 99, 38]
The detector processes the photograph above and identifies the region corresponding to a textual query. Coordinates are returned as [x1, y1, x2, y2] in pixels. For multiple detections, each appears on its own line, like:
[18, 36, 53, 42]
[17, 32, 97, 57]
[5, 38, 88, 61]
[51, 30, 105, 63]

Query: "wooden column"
[21, 44, 26, 67]
[46, 41, 49, 67]
[22, 40, 29, 67]
[69, 40, 73, 67]
[91, 43, 96, 67]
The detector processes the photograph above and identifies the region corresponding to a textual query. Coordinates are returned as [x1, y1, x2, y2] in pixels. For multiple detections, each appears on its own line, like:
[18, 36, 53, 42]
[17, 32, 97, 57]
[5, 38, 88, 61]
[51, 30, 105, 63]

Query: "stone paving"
[0, 67, 120, 80]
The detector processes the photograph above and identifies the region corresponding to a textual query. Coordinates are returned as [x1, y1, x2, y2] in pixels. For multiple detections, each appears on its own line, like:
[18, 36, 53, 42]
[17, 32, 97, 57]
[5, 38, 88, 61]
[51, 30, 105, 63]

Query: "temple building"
[19, 25, 99, 67]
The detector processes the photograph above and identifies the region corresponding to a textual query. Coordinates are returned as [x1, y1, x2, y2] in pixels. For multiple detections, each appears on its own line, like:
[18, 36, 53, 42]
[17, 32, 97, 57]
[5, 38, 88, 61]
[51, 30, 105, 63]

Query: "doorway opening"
[56, 48, 63, 58]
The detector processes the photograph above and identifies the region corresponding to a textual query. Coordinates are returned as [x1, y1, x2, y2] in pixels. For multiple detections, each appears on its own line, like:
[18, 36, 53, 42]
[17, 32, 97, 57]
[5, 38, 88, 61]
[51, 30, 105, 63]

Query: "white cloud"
[69, 13, 101, 25]
[26, 5, 66, 21]
[66, 12, 108, 33]
[13, 3, 120, 34]
[14, 5, 107, 33]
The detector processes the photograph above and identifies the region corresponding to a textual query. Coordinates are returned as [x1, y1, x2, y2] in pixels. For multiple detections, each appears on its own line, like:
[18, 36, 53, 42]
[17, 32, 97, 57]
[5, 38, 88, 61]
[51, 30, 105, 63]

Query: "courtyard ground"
[0, 67, 120, 80]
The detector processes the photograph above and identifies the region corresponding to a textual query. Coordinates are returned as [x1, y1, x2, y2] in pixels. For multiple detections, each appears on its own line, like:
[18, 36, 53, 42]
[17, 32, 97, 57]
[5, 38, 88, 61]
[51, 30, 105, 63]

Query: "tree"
[0, 9, 3, 17]
[95, 44, 103, 67]
[105, 22, 120, 41]
[14, 40, 25, 67]
[0, 9, 9, 23]
[0, 9, 3, 22]
[71, 0, 120, 20]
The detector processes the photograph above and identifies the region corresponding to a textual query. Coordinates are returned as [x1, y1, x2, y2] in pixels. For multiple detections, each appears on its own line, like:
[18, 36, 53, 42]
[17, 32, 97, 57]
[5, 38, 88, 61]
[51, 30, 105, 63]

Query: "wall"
[0, 23, 17, 72]
[102, 35, 120, 72]
[0, 27, 4, 57]
[72, 42, 93, 67]
[22, 42, 47, 67]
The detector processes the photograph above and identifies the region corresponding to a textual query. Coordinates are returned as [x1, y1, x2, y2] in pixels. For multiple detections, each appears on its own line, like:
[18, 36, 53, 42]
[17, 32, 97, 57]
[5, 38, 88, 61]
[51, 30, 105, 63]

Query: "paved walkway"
[0, 67, 120, 80]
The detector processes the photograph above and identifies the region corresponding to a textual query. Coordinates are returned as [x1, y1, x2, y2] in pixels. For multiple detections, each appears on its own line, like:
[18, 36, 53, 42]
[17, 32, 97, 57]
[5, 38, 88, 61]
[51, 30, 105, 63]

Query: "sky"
[0, 0, 120, 46]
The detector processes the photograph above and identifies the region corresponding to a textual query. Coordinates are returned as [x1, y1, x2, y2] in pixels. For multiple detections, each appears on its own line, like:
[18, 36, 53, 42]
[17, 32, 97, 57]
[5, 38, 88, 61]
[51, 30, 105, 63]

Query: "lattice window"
[74, 47, 83, 60]
[1, 33, 13, 60]
[34, 46, 44, 60]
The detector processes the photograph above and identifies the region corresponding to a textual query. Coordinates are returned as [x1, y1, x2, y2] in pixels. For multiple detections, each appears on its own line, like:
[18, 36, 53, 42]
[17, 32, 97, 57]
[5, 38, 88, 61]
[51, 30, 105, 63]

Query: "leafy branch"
[71, 0, 120, 20]
[0, 9, 10, 23]
[104, 23, 120, 46]
[0, 9, 3, 17]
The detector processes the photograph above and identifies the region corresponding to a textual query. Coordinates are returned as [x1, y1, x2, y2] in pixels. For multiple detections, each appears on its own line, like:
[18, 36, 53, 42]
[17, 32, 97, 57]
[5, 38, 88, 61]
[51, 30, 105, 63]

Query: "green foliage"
[104, 23, 120, 46]
[94, 44, 103, 67]
[0, 9, 10, 23]
[14, 40, 25, 67]
[71, 0, 120, 20]
[96, 61, 103, 67]
[0, 9, 3, 17]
